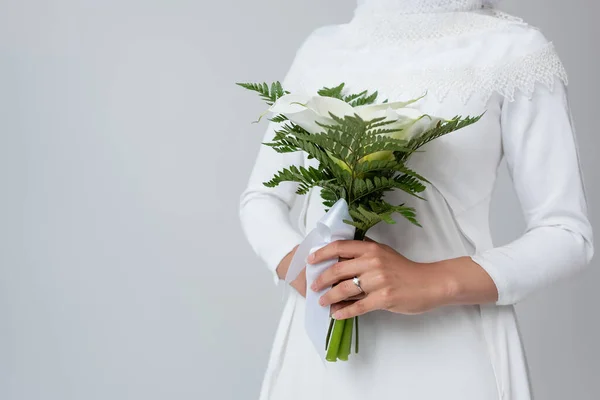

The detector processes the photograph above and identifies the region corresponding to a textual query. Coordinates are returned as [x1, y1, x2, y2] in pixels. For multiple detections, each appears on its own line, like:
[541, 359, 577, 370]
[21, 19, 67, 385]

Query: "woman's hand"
[308, 239, 498, 320]
[276, 245, 306, 297]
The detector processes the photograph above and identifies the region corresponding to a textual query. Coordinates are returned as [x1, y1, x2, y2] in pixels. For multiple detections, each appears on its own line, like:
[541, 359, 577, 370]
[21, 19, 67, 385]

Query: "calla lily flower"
[269, 93, 443, 166]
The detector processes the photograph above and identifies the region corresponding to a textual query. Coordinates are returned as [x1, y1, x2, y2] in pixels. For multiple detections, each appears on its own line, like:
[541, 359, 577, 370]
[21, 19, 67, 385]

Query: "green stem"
[324, 229, 368, 362]
[354, 229, 367, 241]
[350, 229, 366, 358]
[325, 318, 334, 351]
[325, 318, 346, 362]
[355, 316, 359, 354]
[337, 316, 354, 361]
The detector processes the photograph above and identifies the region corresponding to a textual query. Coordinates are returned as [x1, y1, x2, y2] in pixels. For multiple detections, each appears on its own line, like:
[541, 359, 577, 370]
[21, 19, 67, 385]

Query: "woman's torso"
[261, 3, 562, 399]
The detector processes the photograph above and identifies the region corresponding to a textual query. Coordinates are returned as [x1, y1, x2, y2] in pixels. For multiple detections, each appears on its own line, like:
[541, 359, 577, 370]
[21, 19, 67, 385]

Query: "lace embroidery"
[488, 9, 523, 23]
[289, 3, 565, 105]
[347, 9, 525, 45]
[378, 42, 569, 103]
[356, 0, 486, 14]
[292, 42, 567, 105]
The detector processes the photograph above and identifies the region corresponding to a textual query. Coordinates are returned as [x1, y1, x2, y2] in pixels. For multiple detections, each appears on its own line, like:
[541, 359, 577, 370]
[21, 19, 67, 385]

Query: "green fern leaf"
[318, 83, 346, 99]
[237, 81, 289, 105]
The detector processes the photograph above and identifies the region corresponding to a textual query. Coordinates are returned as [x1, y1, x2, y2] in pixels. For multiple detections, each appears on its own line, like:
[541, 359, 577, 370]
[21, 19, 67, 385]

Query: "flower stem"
[324, 229, 368, 362]
[355, 316, 359, 354]
[351, 229, 366, 357]
[325, 318, 334, 351]
[325, 318, 346, 362]
[337, 316, 354, 361]
[354, 229, 367, 241]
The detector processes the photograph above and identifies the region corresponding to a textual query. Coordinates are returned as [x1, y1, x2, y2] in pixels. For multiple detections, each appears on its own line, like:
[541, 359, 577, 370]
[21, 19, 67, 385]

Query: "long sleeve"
[470, 81, 594, 305]
[238, 27, 337, 286]
[239, 117, 305, 286]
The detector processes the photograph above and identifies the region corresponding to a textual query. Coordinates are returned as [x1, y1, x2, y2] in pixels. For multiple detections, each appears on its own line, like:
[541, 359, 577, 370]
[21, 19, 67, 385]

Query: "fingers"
[332, 296, 379, 320]
[291, 268, 307, 298]
[319, 278, 364, 307]
[330, 301, 355, 316]
[311, 257, 367, 292]
[347, 294, 366, 301]
[308, 240, 380, 264]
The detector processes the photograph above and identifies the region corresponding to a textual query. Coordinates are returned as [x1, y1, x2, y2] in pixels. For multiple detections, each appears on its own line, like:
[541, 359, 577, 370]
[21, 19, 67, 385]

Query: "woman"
[239, 1, 594, 399]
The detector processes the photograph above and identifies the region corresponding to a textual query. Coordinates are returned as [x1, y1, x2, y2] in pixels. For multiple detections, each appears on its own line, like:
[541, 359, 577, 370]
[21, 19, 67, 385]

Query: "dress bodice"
[286, 5, 567, 255]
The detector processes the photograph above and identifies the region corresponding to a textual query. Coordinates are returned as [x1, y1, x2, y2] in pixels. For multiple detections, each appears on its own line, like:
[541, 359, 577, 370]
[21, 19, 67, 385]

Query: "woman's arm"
[308, 81, 594, 318]
[466, 81, 594, 305]
[307, 241, 497, 318]
[276, 245, 307, 297]
[240, 28, 334, 291]
[239, 119, 305, 286]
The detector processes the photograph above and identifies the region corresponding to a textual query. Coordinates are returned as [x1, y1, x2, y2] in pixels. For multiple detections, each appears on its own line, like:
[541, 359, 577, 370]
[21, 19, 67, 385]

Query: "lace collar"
[287, 3, 567, 105]
[355, 0, 487, 15]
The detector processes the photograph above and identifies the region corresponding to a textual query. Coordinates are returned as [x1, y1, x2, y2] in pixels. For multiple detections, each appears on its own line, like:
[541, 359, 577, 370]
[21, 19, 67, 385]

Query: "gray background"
[0, 0, 597, 399]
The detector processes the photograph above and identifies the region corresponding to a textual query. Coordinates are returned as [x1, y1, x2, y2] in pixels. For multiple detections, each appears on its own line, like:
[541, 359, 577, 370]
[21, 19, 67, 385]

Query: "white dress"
[239, 1, 595, 399]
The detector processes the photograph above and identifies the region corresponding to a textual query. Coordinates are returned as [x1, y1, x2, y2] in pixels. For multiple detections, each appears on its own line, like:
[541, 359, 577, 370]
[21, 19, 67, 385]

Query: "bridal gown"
[239, 1, 594, 399]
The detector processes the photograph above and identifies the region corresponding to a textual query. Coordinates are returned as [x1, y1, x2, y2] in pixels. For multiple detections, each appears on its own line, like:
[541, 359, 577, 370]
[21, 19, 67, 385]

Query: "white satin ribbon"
[285, 199, 356, 358]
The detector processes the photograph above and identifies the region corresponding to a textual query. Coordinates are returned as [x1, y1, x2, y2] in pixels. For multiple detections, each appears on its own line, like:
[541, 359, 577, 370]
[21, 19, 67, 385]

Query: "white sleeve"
[239, 117, 305, 286]
[470, 81, 594, 305]
[238, 29, 320, 289]
[239, 26, 338, 286]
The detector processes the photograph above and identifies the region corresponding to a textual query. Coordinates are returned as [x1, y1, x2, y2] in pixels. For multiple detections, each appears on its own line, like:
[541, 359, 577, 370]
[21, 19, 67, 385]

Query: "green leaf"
[343, 90, 368, 103]
[318, 83, 346, 100]
[350, 90, 378, 107]
[236, 81, 288, 105]
[396, 114, 483, 162]
[264, 165, 336, 195]
[240, 80, 483, 234]
[269, 114, 288, 123]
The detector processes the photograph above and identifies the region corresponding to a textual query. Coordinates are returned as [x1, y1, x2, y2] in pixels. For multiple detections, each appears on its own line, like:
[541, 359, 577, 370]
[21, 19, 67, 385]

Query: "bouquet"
[239, 81, 481, 362]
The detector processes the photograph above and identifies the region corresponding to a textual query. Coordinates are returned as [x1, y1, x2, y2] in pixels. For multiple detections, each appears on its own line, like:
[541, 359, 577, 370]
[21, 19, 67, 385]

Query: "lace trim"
[488, 9, 523, 23]
[291, 4, 564, 105]
[347, 9, 525, 45]
[292, 42, 567, 105]
[356, 0, 486, 14]
[370, 42, 567, 103]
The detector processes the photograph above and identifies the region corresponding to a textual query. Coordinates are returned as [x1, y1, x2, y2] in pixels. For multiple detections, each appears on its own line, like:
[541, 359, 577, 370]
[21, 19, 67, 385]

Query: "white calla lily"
[353, 94, 425, 121]
[269, 92, 444, 164]
[269, 94, 355, 134]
